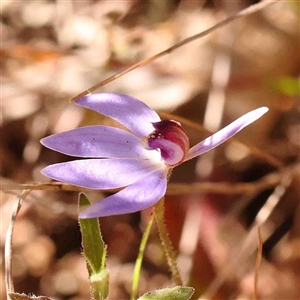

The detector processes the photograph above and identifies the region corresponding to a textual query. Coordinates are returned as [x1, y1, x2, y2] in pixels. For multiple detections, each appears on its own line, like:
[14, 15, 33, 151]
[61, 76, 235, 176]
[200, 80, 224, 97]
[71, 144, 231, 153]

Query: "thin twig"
[197, 1, 236, 177]
[1, 163, 298, 195]
[253, 228, 263, 300]
[201, 171, 293, 300]
[5, 191, 31, 299]
[70, 0, 281, 102]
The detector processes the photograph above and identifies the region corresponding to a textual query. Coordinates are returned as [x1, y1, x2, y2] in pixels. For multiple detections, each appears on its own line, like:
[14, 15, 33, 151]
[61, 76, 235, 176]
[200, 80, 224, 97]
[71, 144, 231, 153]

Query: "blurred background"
[1, 0, 299, 299]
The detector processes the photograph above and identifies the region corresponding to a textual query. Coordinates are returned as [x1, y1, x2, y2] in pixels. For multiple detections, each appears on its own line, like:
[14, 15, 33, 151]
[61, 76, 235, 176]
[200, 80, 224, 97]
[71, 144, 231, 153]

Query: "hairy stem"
[154, 198, 183, 286]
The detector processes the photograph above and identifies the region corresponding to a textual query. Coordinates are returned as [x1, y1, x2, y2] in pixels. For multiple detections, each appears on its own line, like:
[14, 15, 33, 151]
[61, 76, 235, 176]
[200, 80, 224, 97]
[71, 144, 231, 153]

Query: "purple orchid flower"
[41, 93, 268, 218]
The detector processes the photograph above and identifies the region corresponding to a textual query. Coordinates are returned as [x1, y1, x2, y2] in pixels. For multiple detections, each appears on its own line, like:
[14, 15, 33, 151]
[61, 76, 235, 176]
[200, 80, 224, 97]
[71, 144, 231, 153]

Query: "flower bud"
[147, 120, 190, 167]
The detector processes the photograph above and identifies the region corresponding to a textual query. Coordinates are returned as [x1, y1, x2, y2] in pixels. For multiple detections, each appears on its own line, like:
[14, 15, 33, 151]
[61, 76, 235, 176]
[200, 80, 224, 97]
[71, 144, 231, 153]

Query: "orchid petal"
[76, 93, 161, 138]
[41, 158, 163, 189]
[41, 125, 151, 159]
[186, 107, 269, 161]
[79, 168, 168, 218]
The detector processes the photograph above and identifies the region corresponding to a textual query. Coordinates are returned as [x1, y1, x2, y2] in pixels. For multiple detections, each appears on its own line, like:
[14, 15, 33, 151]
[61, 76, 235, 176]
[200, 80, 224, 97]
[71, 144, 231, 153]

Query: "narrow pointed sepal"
[186, 107, 269, 161]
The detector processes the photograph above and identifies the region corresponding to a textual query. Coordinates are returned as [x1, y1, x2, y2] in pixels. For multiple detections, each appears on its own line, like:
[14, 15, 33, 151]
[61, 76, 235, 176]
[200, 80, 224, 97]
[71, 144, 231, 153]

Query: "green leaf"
[90, 269, 110, 300]
[9, 293, 53, 300]
[79, 193, 106, 274]
[138, 286, 195, 300]
[79, 193, 108, 299]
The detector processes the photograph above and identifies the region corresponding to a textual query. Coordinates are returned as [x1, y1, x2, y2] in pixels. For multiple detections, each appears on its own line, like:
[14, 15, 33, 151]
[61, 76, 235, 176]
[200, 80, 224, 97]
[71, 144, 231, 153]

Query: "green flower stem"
[131, 211, 155, 300]
[154, 198, 183, 286]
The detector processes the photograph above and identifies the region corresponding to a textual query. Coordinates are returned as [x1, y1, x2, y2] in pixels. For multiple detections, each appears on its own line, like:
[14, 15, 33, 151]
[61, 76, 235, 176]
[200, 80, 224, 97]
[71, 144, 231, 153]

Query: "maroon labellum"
[147, 120, 190, 167]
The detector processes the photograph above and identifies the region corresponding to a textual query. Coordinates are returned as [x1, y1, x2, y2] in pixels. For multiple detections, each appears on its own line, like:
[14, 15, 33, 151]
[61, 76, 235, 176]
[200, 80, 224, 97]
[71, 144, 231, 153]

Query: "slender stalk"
[253, 228, 263, 300]
[131, 211, 155, 300]
[154, 198, 183, 286]
[5, 191, 31, 299]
